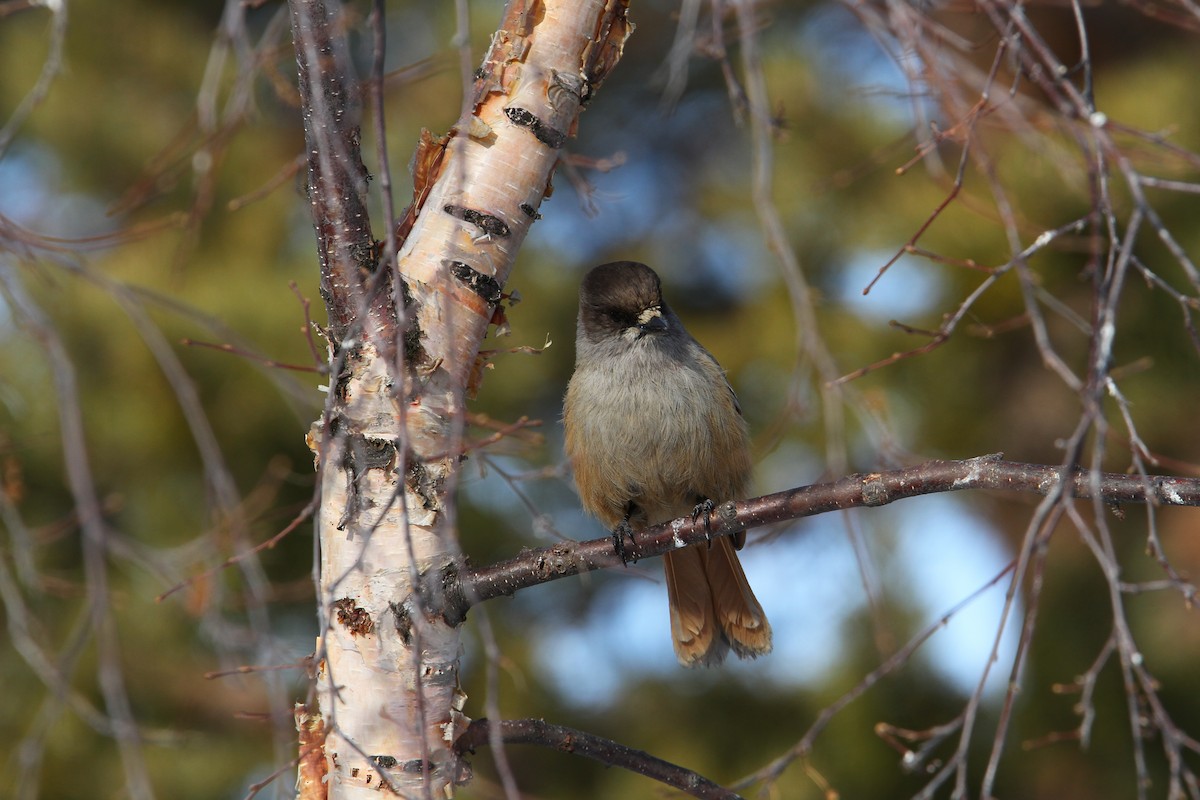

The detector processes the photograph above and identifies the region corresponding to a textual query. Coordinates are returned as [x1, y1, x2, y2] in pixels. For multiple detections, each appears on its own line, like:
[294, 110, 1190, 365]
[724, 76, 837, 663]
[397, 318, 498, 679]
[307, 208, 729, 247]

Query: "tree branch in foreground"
[438, 453, 1200, 624]
[453, 718, 744, 800]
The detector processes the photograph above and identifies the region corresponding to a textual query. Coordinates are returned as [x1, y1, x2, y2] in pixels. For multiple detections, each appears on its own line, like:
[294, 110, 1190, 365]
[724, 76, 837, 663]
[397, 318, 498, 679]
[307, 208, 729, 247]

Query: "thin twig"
[454, 718, 744, 800]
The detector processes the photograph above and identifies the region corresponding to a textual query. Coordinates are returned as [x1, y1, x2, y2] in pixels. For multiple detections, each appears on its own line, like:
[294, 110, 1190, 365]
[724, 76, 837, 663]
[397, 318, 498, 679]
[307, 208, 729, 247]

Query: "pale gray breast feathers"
[570, 331, 744, 520]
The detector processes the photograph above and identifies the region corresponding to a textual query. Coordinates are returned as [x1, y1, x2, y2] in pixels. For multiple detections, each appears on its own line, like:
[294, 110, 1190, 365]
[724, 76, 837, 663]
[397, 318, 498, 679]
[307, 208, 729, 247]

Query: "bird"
[563, 261, 772, 667]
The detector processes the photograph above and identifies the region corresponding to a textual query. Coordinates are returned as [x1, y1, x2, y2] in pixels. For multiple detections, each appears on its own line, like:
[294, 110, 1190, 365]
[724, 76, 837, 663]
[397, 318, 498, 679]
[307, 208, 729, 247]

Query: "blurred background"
[1, 0, 1199, 797]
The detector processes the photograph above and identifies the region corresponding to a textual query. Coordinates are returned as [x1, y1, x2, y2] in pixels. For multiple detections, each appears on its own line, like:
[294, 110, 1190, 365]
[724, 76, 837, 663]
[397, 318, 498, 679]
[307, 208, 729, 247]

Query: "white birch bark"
[294, 1, 632, 797]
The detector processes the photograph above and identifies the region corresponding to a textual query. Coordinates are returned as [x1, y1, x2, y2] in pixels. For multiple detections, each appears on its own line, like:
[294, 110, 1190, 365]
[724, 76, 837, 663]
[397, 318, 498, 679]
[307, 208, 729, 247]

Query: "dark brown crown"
[578, 261, 665, 337]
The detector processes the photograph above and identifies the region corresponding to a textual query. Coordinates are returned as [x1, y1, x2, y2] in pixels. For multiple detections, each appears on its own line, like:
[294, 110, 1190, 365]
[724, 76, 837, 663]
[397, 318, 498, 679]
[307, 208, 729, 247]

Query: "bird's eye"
[605, 308, 634, 327]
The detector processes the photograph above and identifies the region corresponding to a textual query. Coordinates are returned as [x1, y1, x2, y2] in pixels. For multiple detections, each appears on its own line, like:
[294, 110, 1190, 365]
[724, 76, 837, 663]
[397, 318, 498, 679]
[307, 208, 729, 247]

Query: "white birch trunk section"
[296, 1, 631, 797]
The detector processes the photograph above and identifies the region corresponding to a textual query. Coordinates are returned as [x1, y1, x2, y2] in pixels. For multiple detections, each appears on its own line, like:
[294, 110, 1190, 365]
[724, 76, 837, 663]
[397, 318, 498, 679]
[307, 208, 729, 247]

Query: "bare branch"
[741, 560, 1017, 792]
[453, 718, 745, 800]
[443, 454, 1200, 623]
[0, 0, 67, 157]
[0, 268, 154, 800]
[289, 0, 392, 345]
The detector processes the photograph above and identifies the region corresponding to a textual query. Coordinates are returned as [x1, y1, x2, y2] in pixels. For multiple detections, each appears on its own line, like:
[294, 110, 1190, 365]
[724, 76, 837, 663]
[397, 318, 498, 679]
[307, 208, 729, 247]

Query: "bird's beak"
[636, 306, 667, 337]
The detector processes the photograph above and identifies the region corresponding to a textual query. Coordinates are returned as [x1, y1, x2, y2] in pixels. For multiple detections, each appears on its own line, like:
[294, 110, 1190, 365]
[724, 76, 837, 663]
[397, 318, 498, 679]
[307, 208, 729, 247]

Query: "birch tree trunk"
[288, 1, 632, 796]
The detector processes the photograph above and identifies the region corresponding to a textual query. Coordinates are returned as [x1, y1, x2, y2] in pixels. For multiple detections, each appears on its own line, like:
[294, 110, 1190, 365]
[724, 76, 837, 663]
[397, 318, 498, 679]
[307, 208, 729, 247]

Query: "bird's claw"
[612, 519, 638, 565]
[692, 498, 716, 546]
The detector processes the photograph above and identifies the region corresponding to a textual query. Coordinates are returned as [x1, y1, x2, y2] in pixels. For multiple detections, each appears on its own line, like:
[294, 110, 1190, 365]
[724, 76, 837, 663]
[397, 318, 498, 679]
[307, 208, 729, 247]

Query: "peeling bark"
[289, 0, 631, 796]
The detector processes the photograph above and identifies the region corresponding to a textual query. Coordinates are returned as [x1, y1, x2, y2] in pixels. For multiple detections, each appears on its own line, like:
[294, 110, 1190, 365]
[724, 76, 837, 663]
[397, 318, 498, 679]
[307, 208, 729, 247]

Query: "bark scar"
[447, 260, 503, 305]
[333, 597, 375, 635]
[443, 203, 512, 238]
[504, 106, 566, 148]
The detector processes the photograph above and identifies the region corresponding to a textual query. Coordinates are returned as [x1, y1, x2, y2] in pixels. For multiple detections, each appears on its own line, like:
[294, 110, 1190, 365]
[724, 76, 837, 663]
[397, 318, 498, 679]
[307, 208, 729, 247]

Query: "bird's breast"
[564, 348, 750, 526]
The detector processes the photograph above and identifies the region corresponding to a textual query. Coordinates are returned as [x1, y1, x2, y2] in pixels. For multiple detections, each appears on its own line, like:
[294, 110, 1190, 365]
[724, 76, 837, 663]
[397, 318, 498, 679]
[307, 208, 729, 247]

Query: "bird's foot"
[612, 519, 638, 565]
[692, 498, 716, 546]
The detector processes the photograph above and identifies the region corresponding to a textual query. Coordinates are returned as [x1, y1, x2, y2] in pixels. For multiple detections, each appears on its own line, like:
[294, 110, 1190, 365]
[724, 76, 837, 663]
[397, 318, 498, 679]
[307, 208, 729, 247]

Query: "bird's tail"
[664, 536, 772, 667]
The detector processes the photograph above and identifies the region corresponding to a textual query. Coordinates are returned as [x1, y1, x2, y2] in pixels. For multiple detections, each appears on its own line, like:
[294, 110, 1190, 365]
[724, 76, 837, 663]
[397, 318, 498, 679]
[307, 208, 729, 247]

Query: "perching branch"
[438, 454, 1200, 624]
[453, 718, 745, 800]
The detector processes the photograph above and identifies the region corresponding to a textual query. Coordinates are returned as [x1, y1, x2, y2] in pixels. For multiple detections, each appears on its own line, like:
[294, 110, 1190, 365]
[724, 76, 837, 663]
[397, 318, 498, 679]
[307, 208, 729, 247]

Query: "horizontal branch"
[453, 718, 743, 800]
[437, 454, 1200, 624]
